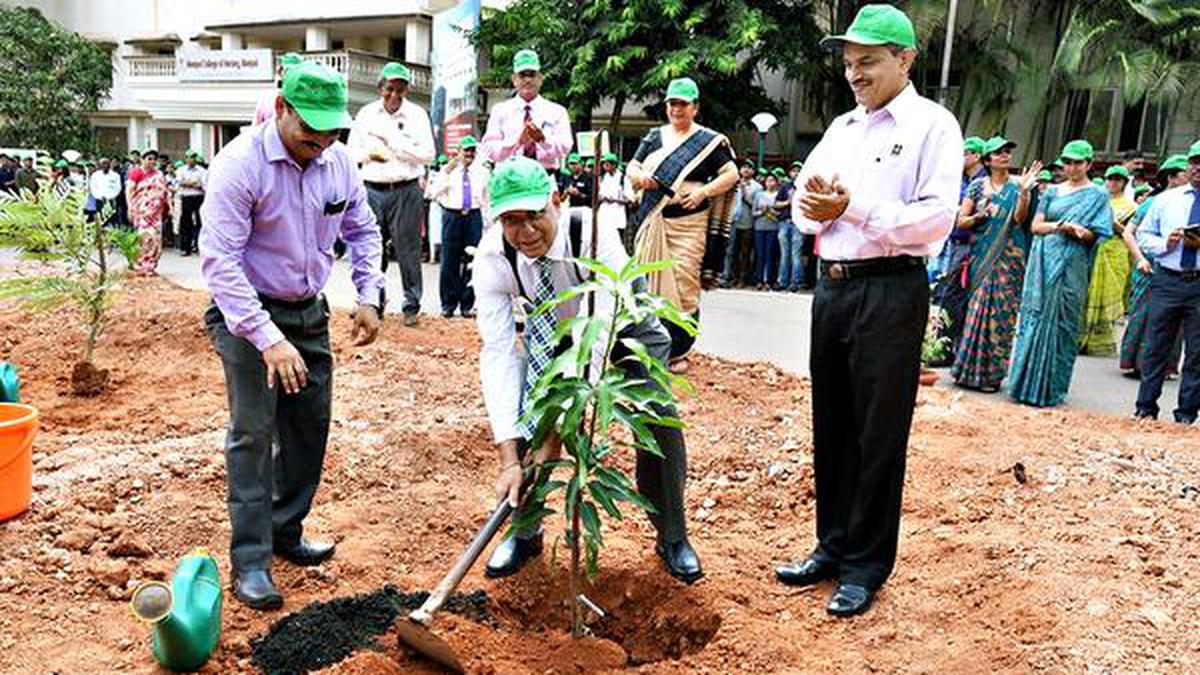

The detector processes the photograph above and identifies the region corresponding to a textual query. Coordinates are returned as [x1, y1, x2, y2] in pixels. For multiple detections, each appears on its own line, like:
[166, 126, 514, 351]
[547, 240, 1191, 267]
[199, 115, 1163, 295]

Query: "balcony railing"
[125, 50, 431, 95]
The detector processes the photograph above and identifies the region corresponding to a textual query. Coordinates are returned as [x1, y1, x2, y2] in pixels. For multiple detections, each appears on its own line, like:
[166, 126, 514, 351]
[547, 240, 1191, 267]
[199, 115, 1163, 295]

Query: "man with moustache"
[776, 5, 963, 617]
[348, 62, 436, 327]
[480, 49, 573, 175]
[200, 62, 386, 610]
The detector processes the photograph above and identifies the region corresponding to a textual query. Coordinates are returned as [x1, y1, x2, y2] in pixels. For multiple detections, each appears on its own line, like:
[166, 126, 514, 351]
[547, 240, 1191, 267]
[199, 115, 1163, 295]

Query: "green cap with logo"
[1104, 164, 1130, 180]
[821, 4, 917, 50]
[381, 61, 411, 82]
[282, 62, 352, 131]
[790, 160, 803, 169]
[1059, 139, 1094, 162]
[1187, 140, 1200, 160]
[1037, 169, 1053, 182]
[513, 49, 540, 74]
[173, 159, 184, 168]
[963, 136, 985, 155]
[1159, 154, 1188, 174]
[489, 157, 554, 217]
[567, 152, 581, 165]
[280, 52, 303, 69]
[665, 77, 699, 103]
[602, 152, 619, 163]
[982, 136, 1016, 156]
[770, 167, 786, 179]
[459, 135, 478, 150]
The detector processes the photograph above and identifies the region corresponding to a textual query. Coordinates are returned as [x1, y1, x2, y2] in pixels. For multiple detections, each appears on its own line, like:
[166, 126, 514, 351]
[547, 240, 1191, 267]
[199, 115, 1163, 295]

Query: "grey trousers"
[204, 298, 333, 573]
[368, 181, 424, 315]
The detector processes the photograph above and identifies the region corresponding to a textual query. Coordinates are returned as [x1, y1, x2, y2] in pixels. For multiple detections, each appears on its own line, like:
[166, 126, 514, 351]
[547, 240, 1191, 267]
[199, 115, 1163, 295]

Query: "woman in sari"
[126, 149, 171, 276]
[1008, 140, 1113, 407]
[1119, 155, 1191, 376]
[951, 137, 1041, 392]
[627, 77, 738, 373]
[1078, 165, 1136, 355]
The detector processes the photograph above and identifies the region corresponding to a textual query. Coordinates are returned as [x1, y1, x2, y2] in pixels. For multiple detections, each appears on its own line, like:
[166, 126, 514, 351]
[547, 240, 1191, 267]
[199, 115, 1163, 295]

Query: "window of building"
[1118, 98, 1166, 155]
[156, 129, 190, 161]
[332, 39, 345, 51]
[94, 127, 126, 156]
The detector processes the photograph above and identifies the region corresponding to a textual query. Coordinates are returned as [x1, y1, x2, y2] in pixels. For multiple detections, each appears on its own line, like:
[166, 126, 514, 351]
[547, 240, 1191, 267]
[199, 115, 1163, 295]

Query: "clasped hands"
[519, 121, 545, 146]
[798, 174, 850, 222]
[1166, 228, 1200, 251]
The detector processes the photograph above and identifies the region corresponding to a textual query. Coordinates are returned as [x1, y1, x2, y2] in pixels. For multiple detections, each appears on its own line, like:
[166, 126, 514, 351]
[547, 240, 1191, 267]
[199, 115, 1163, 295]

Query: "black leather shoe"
[232, 569, 283, 611]
[826, 583, 875, 618]
[775, 557, 838, 587]
[1133, 409, 1157, 420]
[656, 539, 704, 584]
[484, 534, 543, 578]
[273, 538, 336, 567]
[1175, 413, 1197, 425]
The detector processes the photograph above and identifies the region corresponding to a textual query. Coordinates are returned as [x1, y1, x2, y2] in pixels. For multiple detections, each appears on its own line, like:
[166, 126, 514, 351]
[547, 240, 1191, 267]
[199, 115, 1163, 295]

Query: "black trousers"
[439, 208, 483, 314]
[179, 194, 204, 253]
[1136, 267, 1200, 420]
[809, 265, 927, 589]
[205, 297, 333, 573]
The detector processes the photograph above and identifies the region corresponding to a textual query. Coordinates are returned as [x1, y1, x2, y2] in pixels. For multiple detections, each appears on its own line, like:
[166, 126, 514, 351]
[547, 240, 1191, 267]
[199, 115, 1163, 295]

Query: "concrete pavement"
[153, 248, 1176, 419]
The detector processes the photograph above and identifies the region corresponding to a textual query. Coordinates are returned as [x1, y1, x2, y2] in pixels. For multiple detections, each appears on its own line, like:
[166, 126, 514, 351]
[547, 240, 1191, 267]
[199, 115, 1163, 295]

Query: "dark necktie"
[517, 257, 556, 439]
[523, 104, 537, 159]
[1182, 192, 1198, 270]
[462, 168, 472, 211]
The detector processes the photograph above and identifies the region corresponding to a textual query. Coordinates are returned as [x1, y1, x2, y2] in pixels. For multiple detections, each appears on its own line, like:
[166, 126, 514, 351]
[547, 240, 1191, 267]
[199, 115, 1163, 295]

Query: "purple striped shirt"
[199, 121, 385, 351]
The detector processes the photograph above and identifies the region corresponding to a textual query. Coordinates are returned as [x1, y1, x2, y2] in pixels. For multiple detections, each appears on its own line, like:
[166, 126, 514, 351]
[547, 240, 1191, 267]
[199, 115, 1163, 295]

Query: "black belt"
[1159, 266, 1200, 282]
[258, 293, 320, 310]
[819, 256, 925, 281]
[365, 178, 417, 191]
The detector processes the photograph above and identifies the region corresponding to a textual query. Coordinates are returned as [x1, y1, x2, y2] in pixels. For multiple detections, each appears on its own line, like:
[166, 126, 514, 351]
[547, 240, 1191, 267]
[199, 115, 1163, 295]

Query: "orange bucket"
[0, 403, 38, 521]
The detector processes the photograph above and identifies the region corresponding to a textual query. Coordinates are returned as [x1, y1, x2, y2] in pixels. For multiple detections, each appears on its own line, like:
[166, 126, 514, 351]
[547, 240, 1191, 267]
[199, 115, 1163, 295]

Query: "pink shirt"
[253, 89, 278, 126]
[480, 94, 572, 170]
[790, 84, 963, 261]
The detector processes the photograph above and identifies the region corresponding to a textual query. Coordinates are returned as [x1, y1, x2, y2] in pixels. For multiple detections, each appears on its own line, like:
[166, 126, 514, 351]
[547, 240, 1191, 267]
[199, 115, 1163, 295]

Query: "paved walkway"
[153, 249, 1177, 419]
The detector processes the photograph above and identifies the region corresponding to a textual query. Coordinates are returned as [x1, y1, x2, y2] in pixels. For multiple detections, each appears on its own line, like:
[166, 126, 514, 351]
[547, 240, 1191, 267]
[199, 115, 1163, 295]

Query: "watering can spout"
[130, 548, 223, 672]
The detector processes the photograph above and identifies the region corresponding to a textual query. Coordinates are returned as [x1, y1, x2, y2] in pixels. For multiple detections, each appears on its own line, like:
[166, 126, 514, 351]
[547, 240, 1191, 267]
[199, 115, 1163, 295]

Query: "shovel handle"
[414, 468, 534, 619]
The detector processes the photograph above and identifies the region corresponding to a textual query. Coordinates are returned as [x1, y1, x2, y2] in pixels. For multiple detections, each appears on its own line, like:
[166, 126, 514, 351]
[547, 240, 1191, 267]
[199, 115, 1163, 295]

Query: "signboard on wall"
[177, 49, 274, 82]
[430, 0, 481, 153]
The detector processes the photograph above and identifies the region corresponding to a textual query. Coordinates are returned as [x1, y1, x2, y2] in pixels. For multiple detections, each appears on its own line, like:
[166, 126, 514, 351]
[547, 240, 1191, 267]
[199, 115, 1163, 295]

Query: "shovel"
[397, 469, 535, 672]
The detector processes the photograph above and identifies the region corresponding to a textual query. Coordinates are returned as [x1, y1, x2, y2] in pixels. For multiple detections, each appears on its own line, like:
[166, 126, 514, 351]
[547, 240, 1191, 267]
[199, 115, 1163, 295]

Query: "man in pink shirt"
[774, 5, 962, 617]
[480, 49, 572, 173]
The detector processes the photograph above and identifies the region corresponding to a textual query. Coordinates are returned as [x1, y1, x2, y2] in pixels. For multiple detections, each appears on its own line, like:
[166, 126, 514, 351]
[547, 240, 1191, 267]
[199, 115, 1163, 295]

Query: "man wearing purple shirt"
[199, 62, 385, 610]
[776, 5, 962, 617]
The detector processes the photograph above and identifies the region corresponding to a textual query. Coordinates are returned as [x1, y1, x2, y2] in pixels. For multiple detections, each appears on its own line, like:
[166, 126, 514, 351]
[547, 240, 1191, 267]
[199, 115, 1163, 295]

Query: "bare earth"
[0, 275, 1197, 674]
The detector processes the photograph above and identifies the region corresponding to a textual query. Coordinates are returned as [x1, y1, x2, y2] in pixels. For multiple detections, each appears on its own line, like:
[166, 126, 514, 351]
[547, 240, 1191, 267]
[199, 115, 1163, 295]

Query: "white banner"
[177, 49, 274, 82]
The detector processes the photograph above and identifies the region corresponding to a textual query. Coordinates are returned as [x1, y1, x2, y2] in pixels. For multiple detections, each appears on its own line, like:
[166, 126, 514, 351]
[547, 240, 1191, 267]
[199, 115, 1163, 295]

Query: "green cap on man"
[1159, 154, 1188, 175]
[1187, 140, 1200, 160]
[665, 77, 699, 103]
[1133, 184, 1151, 197]
[1059, 139, 1094, 162]
[282, 61, 352, 130]
[437, 153, 449, 164]
[1036, 169, 1053, 182]
[963, 136, 986, 155]
[567, 152, 581, 165]
[602, 152, 619, 164]
[821, 4, 917, 50]
[513, 49, 540, 74]
[280, 52, 303, 70]
[459, 135, 478, 150]
[489, 157, 554, 217]
[982, 136, 1016, 157]
[1104, 165, 1130, 181]
[790, 160, 804, 169]
[381, 61, 412, 83]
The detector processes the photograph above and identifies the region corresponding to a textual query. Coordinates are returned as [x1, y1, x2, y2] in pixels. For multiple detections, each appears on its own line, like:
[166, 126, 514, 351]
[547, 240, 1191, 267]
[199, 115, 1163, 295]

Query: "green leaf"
[580, 500, 602, 546]
[588, 481, 623, 519]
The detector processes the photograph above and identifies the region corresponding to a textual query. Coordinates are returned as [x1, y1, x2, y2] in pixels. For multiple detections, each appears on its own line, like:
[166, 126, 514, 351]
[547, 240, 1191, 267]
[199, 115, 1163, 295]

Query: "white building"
[20, 0, 457, 159]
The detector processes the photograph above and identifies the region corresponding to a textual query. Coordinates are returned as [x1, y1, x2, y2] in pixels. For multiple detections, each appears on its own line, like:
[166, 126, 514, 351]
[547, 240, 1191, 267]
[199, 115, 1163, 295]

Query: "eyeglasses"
[500, 210, 546, 229]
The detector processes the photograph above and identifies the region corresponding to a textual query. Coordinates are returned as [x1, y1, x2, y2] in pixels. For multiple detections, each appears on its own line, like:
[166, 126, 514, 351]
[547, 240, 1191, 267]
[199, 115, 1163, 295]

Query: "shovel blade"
[396, 615, 465, 673]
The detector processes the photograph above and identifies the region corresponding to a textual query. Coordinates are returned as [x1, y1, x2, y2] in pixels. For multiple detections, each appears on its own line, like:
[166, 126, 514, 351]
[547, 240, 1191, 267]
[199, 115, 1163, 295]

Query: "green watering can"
[130, 548, 223, 672]
[0, 363, 18, 403]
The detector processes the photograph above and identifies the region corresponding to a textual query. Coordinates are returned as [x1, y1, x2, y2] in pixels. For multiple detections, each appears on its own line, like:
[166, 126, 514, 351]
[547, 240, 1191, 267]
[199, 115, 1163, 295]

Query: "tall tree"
[0, 6, 112, 156]
[473, 0, 826, 143]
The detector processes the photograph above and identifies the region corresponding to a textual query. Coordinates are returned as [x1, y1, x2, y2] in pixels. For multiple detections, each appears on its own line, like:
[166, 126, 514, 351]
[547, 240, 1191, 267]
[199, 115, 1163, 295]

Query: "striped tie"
[517, 257, 557, 439]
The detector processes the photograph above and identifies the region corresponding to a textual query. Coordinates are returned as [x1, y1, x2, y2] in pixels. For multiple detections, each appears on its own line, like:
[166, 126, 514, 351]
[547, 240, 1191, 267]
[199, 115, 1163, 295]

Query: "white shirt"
[597, 171, 631, 231]
[790, 84, 963, 261]
[88, 169, 121, 201]
[176, 164, 207, 196]
[474, 210, 627, 443]
[347, 98, 436, 182]
[429, 160, 490, 211]
[480, 94, 573, 170]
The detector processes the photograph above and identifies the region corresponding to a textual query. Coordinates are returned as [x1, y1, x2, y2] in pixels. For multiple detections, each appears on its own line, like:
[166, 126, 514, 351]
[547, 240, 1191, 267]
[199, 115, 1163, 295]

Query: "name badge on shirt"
[323, 199, 346, 216]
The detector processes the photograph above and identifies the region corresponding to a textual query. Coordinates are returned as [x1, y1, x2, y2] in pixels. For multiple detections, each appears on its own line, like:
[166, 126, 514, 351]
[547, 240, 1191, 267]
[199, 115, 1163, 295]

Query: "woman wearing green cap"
[626, 77, 738, 370]
[1119, 154, 1192, 375]
[1078, 165, 1137, 355]
[951, 137, 1042, 392]
[1008, 140, 1113, 407]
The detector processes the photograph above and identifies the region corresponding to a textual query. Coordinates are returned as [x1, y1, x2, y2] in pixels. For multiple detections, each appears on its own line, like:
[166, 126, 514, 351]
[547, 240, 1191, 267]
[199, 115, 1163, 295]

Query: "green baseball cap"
[512, 49, 540, 74]
[1059, 139, 1094, 162]
[963, 136, 986, 155]
[1092, 177, 1104, 186]
[1037, 170, 1053, 181]
[602, 152, 618, 163]
[1052, 159, 1063, 169]
[585, 158, 595, 167]
[1187, 140, 1200, 160]
[437, 153, 449, 164]
[173, 160, 184, 168]
[1159, 154, 1188, 174]
[280, 52, 303, 69]
[770, 167, 786, 178]
[1133, 184, 1151, 196]
[1104, 165, 1130, 180]
[790, 160, 803, 169]
[982, 136, 1016, 156]
[489, 157, 554, 217]
[459, 135, 478, 150]
[53, 159, 68, 168]
[567, 153, 581, 164]
[282, 62, 352, 131]
[756, 168, 768, 177]
[821, 4, 917, 50]
[665, 77, 699, 103]
[381, 62, 411, 82]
